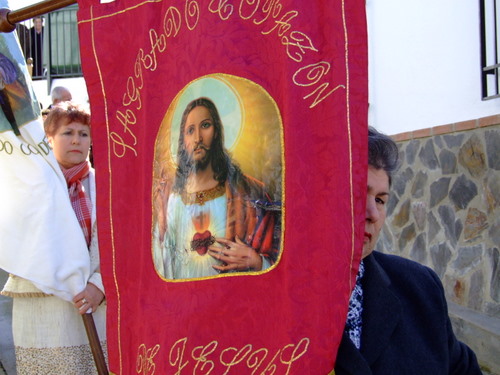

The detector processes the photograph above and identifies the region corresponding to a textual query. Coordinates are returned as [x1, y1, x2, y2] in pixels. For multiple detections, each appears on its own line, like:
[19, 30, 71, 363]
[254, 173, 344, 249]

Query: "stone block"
[439, 148, 457, 174]
[438, 205, 459, 245]
[485, 130, 500, 170]
[443, 133, 465, 148]
[485, 173, 500, 212]
[489, 222, 500, 253]
[410, 233, 427, 263]
[392, 199, 411, 228]
[449, 174, 478, 210]
[379, 225, 395, 253]
[455, 219, 464, 244]
[427, 211, 441, 243]
[468, 270, 484, 311]
[411, 170, 427, 199]
[458, 134, 487, 178]
[419, 139, 440, 169]
[412, 201, 427, 231]
[434, 134, 444, 148]
[430, 242, 452, 278]
[398, 223, 416, 251]
[386, 194, 399, 217]
[487, 248, 499, 303]
[405, 139, 420, 164]
[452, 244, 483, 276]
[392, 167, 414, 197]
[430, 177, 451, 208]
[464, 208, 488, 241]
[446, 276, 467, 305]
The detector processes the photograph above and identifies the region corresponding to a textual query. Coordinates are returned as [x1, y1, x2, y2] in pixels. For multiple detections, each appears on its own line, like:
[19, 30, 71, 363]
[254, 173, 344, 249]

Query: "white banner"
[0, 8, 89, 301]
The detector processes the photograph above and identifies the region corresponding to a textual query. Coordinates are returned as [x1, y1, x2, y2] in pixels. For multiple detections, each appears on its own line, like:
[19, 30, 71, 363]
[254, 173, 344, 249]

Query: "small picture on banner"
[152, 74, 283, 281]
[0, 37, 40, 136]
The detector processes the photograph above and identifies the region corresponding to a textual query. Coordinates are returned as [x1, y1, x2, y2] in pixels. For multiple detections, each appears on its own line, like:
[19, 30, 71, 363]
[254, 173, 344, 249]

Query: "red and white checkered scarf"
[62, 161, 92, 246]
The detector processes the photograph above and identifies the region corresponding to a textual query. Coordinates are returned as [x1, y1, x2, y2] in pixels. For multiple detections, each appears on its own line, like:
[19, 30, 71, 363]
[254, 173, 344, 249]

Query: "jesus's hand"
[208, 236, 263, 272]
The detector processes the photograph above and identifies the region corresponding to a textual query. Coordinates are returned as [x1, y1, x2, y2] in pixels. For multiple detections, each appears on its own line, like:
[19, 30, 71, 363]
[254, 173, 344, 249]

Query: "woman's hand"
[73, 282, 105, 315]
[208, 236, 263, 272]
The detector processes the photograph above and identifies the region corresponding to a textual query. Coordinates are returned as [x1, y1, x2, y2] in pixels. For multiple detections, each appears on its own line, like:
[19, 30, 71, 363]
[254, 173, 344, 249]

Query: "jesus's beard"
[194, 153, 211, 171]
[186, 145, 211, 173]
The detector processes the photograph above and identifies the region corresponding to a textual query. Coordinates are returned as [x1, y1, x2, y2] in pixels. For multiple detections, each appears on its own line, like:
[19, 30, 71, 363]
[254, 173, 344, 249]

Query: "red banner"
[77, 0, 367, 373]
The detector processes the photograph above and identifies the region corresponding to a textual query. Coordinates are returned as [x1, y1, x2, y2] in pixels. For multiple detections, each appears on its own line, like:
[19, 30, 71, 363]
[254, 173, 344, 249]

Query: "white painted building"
[366, 0, 499, 135]
[13, 0, 500, 134]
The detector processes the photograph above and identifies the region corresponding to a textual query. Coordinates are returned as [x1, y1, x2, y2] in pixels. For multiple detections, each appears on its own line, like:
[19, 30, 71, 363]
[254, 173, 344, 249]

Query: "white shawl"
[0, 119, 90, 302]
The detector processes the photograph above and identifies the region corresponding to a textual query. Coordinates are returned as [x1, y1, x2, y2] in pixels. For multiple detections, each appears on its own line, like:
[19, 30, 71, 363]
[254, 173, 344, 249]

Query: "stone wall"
[376, 116, 500, 373]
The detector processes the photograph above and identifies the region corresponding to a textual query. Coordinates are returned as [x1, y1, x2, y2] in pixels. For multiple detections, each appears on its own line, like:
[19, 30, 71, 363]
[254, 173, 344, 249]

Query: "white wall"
[32, 77, 89, 110]
[366, 0, 500, 135]
[20, 1, 499, 134]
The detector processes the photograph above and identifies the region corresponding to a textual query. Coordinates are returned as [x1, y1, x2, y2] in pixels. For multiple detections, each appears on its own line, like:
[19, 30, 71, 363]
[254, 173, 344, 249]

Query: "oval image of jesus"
[152, 74, 283, 281]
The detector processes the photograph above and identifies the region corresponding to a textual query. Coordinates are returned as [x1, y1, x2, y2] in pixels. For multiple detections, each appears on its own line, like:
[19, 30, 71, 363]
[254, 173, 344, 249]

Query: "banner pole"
[0, 0, 77, 32]
[82, 313, 109, 375]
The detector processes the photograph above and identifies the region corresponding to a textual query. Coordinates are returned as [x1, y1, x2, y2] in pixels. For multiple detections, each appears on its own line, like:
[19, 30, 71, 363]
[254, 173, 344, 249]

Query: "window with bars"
[15, 4, 82, 81]
[46, 4, 82, 79]
[480, 0, 500, 99]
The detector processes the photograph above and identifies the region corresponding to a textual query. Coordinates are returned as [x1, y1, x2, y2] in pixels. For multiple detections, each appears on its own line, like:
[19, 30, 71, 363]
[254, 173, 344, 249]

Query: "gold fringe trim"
[0, 290, 52, 298]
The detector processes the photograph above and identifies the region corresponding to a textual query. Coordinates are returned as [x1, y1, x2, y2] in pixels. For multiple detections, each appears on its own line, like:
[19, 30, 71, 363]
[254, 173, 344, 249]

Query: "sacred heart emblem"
[191, 230, 215, 255]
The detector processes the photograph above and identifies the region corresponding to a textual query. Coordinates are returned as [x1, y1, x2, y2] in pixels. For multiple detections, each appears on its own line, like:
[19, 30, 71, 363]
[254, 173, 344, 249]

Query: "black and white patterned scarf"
[345, 260, 365, 349]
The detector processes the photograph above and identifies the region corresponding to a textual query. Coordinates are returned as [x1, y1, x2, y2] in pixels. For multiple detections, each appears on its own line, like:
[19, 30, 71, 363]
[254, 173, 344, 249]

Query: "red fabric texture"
[77, 1, 368, 373]
[62, 161, 92, 246]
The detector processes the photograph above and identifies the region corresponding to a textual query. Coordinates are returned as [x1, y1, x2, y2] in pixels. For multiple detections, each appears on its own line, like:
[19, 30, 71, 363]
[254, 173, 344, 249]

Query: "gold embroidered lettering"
[253, 0, 281, 26]
[293, 61, 345, 108]
[136, 343, 161, 375]
[238, 0, 259, 20]
[142, 28, 167, 72]
[279, 338, 309, 375]
[209, 0, 234, 21]
[185, 0, 200, 30]
[192, 340, 217, 374]
[282, 31, 318, 62]
[110, 132, 137, 158]
[163, 7, 182, 37]
[169, 338, 189, 375]
[261, 9, 296, 35]
[219, 344, 253, 374]
[246, 348, 268, 374]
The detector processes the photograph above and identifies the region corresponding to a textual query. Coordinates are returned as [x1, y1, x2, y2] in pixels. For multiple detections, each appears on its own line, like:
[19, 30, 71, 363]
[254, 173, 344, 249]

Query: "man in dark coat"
[15, 24, 30, 62]
[29, 16, 44, 77]
[334, 127, 481, 375]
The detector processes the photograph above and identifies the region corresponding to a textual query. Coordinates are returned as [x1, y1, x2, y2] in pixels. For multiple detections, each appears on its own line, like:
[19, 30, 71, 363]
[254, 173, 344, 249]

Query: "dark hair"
[368, 126, 399, 186]
[173, 97, 233, 192]
[44, 102, 90, 137]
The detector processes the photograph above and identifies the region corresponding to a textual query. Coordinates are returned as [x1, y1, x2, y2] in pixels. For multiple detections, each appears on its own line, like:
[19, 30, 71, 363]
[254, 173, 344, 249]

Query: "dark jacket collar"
[335, 252, 402, 374]
[360, 252, 401, 364]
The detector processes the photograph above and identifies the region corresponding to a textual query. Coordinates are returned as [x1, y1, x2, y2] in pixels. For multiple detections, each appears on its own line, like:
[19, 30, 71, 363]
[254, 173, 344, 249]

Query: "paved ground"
[0, 269, 16, 375]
